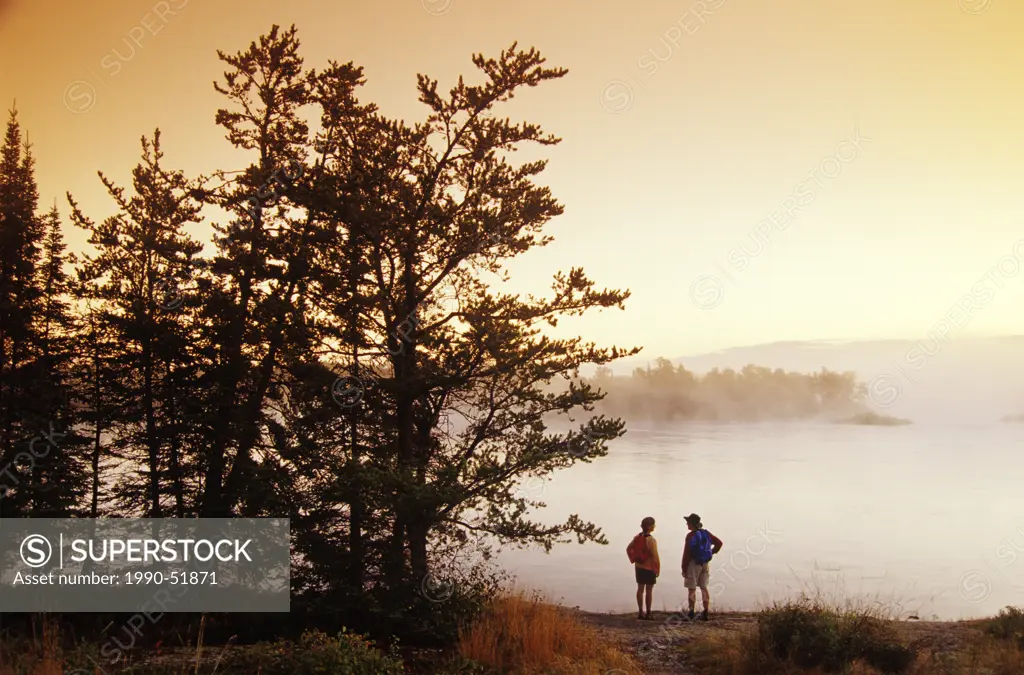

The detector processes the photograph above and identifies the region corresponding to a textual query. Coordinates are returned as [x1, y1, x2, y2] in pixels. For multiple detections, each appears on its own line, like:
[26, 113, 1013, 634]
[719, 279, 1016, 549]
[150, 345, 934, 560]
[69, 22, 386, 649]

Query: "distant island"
[1001, 413, 1024, 423]
[833, 411, 912, 426]
[583, 359, 889, 423]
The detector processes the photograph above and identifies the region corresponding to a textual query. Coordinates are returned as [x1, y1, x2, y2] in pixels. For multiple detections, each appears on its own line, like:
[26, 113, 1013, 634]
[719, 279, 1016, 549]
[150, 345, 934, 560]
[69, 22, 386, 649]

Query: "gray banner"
[0, 518, 289, 612]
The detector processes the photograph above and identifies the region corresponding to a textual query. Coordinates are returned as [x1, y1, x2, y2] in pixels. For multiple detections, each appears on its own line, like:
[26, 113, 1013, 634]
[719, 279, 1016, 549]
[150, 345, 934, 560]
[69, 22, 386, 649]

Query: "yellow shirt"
[635, 534, 661, 575]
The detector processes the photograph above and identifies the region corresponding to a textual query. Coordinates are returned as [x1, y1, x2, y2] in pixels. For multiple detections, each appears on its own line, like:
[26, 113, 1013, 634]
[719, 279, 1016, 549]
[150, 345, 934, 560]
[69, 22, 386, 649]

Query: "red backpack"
[626, 532, 650, 564]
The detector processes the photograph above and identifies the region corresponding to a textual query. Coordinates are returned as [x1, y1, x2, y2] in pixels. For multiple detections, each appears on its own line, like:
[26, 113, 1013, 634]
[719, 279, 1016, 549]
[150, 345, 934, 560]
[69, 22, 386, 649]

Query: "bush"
[755, 599, 914, 674]
[985, 606, 1024, 648]
[225, 629, 404, 674]
[69, 630, 404, 675]
[295, 559, 510, 648]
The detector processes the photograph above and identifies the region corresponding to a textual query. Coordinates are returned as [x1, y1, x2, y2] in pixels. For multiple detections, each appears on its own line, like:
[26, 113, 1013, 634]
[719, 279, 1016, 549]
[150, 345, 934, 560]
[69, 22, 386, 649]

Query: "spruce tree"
[69, 129, 203, 516]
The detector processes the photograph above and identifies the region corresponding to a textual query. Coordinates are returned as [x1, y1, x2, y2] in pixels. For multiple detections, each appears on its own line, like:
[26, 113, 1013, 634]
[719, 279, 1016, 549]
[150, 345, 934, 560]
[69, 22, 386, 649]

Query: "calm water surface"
[498, 422, 1024, 619]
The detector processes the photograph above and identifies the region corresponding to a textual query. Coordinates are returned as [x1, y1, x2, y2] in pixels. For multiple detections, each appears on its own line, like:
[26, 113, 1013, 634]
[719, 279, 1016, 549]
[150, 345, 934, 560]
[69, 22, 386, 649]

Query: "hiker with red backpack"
[626, 516, 661, 620]
[681, 512, 723, 621]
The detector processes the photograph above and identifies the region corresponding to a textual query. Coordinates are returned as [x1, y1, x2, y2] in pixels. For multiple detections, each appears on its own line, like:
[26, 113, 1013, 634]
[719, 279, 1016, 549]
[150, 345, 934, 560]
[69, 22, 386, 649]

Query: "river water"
[497, 422, 1024, 619]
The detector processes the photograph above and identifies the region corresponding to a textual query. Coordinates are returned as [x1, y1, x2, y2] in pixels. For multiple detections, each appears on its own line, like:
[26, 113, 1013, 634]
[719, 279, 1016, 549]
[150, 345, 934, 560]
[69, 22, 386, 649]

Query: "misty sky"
[2, 0, 1023, 356]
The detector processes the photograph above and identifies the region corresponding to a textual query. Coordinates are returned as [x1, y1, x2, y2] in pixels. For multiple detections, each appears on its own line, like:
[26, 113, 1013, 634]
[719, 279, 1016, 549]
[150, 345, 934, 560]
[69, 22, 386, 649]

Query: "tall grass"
[457, 590, 642, 674]
[0, 618, 64, 675]
[752, 597, 914, 673]
[685, 595, 1024, 675]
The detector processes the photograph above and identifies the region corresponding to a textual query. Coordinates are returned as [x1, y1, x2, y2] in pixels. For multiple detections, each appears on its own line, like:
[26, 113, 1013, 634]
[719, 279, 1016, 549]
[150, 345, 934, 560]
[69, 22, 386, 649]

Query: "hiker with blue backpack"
[681, 513, 723, 621]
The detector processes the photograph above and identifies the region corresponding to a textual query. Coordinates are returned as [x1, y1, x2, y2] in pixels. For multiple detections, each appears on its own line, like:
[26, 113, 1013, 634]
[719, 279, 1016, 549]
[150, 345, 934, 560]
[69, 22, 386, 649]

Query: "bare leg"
[645, 584, 653, 615]
[636, 583, 644, 614]
[701, 587, 710, 613]
[688, 588, 697, 615]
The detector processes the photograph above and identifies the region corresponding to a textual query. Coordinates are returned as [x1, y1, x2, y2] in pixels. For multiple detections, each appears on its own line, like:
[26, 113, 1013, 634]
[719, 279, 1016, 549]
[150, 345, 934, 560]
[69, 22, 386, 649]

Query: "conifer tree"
[0, 110, 43, 514]
[0, 109, 86, 515]
[69, 129, 203, 516]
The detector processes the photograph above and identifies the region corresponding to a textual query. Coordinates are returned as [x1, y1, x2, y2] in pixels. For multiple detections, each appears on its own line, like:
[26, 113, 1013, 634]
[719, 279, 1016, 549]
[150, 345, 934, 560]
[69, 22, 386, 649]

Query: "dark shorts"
[635, 567, 657, 585]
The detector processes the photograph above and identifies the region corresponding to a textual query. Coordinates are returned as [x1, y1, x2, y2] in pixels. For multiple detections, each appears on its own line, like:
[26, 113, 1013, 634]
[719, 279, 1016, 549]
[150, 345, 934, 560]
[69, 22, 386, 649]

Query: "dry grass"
[690, 630, 1024, 675]
[458, 590, 642, 674]
[0, 620, 65, 675]
[679, 598, 1024, 675]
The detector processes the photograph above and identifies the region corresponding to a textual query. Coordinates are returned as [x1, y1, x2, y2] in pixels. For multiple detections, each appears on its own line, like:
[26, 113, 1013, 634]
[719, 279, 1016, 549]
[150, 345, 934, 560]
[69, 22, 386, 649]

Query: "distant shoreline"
[832, 411, 913, 426]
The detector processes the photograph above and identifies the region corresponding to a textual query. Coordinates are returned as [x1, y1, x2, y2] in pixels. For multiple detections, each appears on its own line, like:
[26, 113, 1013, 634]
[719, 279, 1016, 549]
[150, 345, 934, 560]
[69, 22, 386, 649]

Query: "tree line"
[0, 25, 637, 638]
[586, 359, 868, 422]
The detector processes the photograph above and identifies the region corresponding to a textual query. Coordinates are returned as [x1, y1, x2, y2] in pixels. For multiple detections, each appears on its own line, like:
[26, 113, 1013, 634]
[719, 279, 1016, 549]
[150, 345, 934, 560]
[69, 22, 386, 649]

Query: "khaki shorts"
[684, 561, 709, 589]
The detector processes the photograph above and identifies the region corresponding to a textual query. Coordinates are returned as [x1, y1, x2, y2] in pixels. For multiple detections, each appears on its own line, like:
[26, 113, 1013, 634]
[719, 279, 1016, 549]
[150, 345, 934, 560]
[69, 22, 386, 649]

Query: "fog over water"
[501, 421, 1024, 620]
[497, 337, 1024, 619]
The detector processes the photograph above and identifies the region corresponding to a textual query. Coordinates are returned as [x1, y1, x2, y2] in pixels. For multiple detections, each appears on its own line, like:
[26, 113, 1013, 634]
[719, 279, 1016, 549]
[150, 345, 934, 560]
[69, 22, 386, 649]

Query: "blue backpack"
[691, 529, 714, 565]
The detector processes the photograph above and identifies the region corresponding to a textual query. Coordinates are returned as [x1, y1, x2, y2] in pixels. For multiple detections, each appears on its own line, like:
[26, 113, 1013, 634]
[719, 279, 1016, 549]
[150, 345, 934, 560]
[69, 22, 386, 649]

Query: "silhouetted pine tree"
[24, 205, 89, 515]
[73, 303, 122, 517]
[0, 109, 86, 516]
[0, 28, 644, 644]
[300, 57, 388, 595]
[69, 129, 203, 517]
[326, 44, 640, 588]
[0, 107, 43, 516]
[194, 25, 326, 518]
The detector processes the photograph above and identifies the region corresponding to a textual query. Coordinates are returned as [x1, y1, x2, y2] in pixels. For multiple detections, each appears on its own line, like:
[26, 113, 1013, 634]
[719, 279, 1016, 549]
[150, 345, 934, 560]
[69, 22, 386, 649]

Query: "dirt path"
[577, 610, 988, 675]
[578, 610, 755, 674]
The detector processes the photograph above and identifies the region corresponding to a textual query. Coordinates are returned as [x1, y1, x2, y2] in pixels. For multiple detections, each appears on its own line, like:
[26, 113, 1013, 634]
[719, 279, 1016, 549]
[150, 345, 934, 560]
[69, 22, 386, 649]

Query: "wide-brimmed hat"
[684, 513, 702, 527]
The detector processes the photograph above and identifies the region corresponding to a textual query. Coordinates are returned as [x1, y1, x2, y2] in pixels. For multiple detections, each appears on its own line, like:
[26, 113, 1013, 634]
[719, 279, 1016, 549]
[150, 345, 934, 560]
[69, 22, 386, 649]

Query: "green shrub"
[432, 656, 496, 674]
[985, 606, 1024, 647]
[115, 629, 404, 675]
[755, 599, 914, 673]
[295, 560, 509, 648]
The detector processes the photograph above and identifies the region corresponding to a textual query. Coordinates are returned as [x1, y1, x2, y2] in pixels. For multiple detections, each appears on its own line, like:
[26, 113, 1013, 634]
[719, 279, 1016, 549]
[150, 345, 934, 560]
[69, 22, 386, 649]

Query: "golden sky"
[1, 0, 1022, 356]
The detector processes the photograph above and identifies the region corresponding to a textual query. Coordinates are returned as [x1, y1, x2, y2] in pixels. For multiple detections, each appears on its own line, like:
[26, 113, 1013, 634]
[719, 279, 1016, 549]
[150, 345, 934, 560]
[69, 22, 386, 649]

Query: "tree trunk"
[394, 244, 423, 584]
[90, 342, 101, 519]
[142, 333, 161, 518]
[346, 254, 364, 590]
[409, 408, 433, 580]
[167, 362, 185, 518]
[200, 302, 249, 518]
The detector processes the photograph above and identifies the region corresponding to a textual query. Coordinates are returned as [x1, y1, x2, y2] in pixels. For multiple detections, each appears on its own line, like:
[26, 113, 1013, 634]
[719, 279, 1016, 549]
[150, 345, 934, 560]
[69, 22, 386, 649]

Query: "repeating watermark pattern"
[62, 0, 190, 114]
[474, 228, 516, 256]
[512, 428, 606, 500]
[866, 240, 1024, 408]
[600, 0, 728, 114]
[154, 278, 185, 311]
[957, 523, 1024, 605]
[329, 312, 422, 408]
[72, 558, 223, 672]
[422, 0, 455, 15]
[688, 129, 872, 310]
[514, 474, 548, 501]
[706, 522, 782, 600]
[958, 570, 991, 604]
[689, 274, 725, 312]
[567, 427, 607, 458]
[0, 423, 66, 499]
[637, 522, 781, 656]
[866, 374, 901, 409]
[243, 159, 305, 222]
[326, 228, 514, 407]
[600, 81, 634, 115]
[330, 375, 365, 408]
[421, 570, 455, 602]
[959, 0, 992, 14]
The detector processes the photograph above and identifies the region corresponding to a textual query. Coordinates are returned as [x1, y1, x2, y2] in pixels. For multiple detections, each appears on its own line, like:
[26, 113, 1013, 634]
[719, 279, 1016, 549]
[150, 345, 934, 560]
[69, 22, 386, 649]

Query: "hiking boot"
[644, 611, 653, 620]
[700, 610, 709, 622]
[638, 611, 645, 620]
[687, 609, 696, 621]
